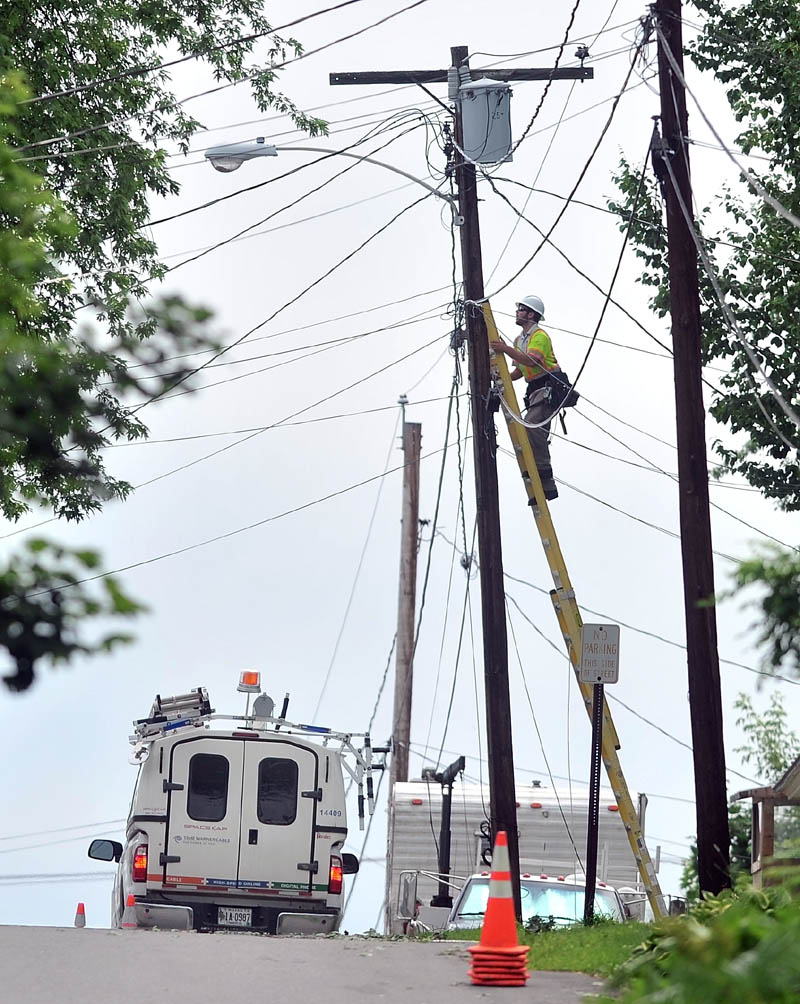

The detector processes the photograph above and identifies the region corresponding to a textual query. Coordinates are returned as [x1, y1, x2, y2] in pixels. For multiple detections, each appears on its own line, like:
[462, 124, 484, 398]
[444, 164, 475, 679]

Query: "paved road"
[2, 927, 606, 1003]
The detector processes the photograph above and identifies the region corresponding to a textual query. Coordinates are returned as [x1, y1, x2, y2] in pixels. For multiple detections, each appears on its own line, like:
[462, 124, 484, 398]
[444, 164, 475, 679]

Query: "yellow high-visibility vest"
[514, 326, 559, 382]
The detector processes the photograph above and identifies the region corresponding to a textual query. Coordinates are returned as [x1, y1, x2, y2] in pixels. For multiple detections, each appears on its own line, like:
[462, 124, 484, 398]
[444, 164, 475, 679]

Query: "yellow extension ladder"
[481, 300, 666, 920]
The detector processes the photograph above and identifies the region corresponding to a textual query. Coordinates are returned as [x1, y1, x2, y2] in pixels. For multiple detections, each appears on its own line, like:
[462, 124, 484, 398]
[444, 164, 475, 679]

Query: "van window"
[257, 758, 298, 825]
[187, 753, 229, 822]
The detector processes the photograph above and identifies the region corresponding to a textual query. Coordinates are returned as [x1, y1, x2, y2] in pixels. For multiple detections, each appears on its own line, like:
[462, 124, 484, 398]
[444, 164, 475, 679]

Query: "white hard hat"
[516, 294, 545, 319]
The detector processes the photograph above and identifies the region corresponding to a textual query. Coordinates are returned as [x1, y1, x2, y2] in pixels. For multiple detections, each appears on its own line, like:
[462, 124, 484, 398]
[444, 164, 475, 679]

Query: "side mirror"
[342, 853, 359, 875]
[88, 838, 123, 863]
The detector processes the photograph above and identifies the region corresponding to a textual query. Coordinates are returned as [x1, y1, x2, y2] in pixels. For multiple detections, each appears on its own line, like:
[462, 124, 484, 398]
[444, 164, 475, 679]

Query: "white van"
[89, 677, 384, 933]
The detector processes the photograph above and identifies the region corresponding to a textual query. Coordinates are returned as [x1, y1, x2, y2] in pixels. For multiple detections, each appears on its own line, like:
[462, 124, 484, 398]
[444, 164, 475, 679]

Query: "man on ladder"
[490, 294, 561, 501]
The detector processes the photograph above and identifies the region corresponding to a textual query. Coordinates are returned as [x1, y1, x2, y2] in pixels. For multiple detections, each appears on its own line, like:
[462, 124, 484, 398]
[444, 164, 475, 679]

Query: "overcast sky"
[2, 0, 797, 933]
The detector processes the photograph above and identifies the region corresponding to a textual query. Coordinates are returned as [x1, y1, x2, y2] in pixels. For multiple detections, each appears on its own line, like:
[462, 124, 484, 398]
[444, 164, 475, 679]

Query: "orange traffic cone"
[121, 893, 137, 929]
[468, 831, 530, 987]
[74, 902, 86, 928]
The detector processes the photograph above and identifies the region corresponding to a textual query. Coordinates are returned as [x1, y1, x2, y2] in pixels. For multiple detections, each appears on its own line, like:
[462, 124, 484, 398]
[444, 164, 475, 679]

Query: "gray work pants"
[523, 385, 556, 492]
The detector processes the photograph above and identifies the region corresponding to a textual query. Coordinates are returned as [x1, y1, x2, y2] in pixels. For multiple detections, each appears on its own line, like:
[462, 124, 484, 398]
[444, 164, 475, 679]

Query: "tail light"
[328, 855, 343, 896]
[132, 844, 148, 883]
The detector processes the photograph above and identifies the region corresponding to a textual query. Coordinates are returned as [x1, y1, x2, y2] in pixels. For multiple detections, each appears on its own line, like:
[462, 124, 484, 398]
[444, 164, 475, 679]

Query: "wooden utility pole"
[331, 50, 591, 924]
[449, 43, 520, 919]
[391, 411, 422, 784]
[653, 0, 730, 894]
[384, 409, 421, 933]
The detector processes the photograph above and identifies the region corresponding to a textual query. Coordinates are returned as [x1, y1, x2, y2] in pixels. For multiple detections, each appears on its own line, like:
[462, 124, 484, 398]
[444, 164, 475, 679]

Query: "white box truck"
[388, 778, 645, 933]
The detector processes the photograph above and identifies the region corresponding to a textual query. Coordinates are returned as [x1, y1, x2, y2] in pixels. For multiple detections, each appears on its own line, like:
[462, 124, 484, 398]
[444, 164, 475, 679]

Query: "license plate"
[218, 906, 252, 927]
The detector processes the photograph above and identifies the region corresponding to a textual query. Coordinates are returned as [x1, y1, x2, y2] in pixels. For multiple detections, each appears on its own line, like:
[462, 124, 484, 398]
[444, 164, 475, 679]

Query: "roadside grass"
[443, 921, 654, 978]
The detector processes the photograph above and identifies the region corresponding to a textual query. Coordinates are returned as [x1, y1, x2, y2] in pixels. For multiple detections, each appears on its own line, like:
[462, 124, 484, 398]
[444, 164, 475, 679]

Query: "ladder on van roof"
[480, 300, 666, 921]
[128, 686, 386, 830]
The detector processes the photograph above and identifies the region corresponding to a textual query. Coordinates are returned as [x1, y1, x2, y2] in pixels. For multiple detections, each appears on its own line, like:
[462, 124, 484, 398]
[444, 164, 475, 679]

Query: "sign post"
[579, 624, 620, 923]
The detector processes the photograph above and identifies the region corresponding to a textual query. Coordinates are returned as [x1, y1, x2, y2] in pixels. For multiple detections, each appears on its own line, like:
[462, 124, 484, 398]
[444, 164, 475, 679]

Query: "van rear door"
[237, 739, 320, 895]
[163, 737, 243, 889]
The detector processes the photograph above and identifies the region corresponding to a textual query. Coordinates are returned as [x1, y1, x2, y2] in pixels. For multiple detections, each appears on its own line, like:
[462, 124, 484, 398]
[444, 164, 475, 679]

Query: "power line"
[571, 405, 799, 552]
[21, 0, 377, 109]
[507, 598, 584, 871]
[0, 872, 116, 885]
[660, 152, 800, 438]
[145, 124, 418, 229]
[435, 528, 794, 688]
[503, 568, 799, 688]
[488, 134, 651, 426]
[179, 0, 432, 106]
[133, 332, 444, 491]
[0, 819, 125, 842]
[103, 395, 462, 447]
[157, 18, 640, 161]
[504, 587, 760, 787]
[135, 188, 440, 417]
[312, 409, 402, 718]
[490, 19, 653, 296]
[21, 429, 463, 599]
[0, 828, 122, 855]
[489, 177, 800, 271]
[507, 0, 584, 156]
[487, 81, 578, 284]
[406, 742, 696, 805]
[165, 127, 423, 276]
[653, 18, 800, 233]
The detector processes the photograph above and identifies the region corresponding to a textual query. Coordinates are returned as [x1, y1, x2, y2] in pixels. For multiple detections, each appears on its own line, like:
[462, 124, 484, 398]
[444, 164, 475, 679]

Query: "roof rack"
[127, 685, 389, 829]
[132, 687, 213, 739]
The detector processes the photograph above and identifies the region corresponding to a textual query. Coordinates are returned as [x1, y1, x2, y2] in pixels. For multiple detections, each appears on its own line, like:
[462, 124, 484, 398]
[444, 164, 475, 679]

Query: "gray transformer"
[459, 77, 513, 164]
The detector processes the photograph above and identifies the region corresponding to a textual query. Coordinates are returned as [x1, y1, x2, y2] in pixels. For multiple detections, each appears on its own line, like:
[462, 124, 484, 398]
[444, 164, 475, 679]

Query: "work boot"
[544, 484, 559, 501]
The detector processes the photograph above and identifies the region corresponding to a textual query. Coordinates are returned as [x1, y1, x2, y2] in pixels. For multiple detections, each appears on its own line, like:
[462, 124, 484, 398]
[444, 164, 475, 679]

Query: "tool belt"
[524, 371, 580, 411]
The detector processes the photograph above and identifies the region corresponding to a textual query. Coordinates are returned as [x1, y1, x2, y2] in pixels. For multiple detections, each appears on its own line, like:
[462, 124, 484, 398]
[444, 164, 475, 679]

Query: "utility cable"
[507, 0, 583, 157]
[653, 19, 800, 233]
[503, 567, 799, 689]
[180, 0, 431, 106]
[165, 120, 424, 275]
[0, 819, 126, 842]
[487, 175, 722, 396]
[0, 828, 123, 855]
[0, 393, 464, 545]
[103, 395, 464, 448]
[344, 632, 396, 799]
[341, 767, 387, 923]
[506, 587, 760, 787]
[409, 741, 696, 805]
[488, 177, 800, 271]
[434, 527, 476, 771]
[490, 18, 653, 296]
[145, 120, 424, 229]
[506, 597, 585, 873]
[487, 80, 577, 284]
[134, 188, 440, 418]
[134, 332, 444, 490]
[485, 135, 650, 431]
[17, 431, 464, 602]
[660, 154, 800, 438]
[571, 405, 799, 552]
[106, 308, 442, 386]
[312, 409, 402, 718]
[21, 0, 376, 109]
[437, 530, 794, 688]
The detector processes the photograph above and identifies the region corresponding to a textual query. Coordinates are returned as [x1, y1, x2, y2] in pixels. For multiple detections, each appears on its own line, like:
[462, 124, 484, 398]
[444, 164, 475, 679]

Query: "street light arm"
[276, 145, 455, 205]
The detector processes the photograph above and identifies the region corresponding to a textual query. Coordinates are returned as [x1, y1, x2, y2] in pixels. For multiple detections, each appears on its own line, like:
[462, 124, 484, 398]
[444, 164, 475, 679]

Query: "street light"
[204, 137, 457, 207]
[205, 137, 278, 172]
